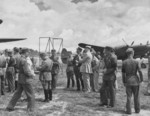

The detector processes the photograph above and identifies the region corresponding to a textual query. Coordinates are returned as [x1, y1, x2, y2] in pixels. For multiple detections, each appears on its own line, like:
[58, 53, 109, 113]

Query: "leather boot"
[49, 89, 52, 101]
[43, 90, 49, 102]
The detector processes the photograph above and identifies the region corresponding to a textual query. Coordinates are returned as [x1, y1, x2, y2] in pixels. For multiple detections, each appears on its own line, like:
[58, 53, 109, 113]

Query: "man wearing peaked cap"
[79, 45, 93, 92]
[122, 48, 143, 114]
[38, 52, 53, 102]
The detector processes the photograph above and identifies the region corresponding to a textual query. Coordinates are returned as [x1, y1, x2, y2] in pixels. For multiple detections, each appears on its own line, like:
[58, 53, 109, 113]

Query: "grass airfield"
[0, 64, 150, 116]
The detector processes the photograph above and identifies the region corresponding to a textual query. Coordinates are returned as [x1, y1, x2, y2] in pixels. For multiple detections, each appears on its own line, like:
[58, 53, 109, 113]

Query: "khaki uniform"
[39, 57, 53, 101]
[7, 56, 35, 111]
[122, 58, 143, 114]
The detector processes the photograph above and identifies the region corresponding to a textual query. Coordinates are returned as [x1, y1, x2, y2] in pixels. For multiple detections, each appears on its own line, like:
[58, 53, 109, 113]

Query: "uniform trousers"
[6, 69, 15, 92]
[52, 74, 58, 89]
[66, 71, 75, 88]
[93, 71, 99, 92]
[74, 69, 84, 90]
[100, 80, 116, 106]
[82, 73, 91, 92]
[0, 75, 5, 96]
[126, 85, 140, 113]
[7, 82, 35, 111]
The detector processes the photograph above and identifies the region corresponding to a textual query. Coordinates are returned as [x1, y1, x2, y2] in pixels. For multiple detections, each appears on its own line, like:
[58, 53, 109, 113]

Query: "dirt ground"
[0, 65, 150, 116]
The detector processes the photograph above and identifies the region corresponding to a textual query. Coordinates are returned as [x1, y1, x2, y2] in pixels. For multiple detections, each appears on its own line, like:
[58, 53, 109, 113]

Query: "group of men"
[66, 45, 144, 115]
[0, 45, 145, 115]
[1, 48, 60, 112]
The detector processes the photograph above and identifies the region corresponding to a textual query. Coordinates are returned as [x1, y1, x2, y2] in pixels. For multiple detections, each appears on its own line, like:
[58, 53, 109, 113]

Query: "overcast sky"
[0, 0, 150, 51]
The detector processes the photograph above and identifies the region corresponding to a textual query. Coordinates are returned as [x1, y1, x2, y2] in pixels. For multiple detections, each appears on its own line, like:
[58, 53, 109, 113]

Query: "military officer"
[100, 46, 117, 108]
[79, 46, 93, 93]
[38, 52, 53, 102]
[13, 47, 21, 90]
[50, 49, 60, 90]
[0, 50, 6, 96]
[6, 50, 16, 92]
[122, 48, 143, 114]
[6, 48, 35, 112]
[73, 47, 84, 91]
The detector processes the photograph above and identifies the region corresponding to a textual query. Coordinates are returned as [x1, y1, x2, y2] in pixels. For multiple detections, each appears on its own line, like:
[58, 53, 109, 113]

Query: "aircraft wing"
[0, 38, 26, 43]
[78, 43, 104, 53]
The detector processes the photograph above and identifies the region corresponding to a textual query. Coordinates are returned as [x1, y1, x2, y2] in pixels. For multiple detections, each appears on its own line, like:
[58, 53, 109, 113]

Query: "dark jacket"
[103, 53, 117, 81]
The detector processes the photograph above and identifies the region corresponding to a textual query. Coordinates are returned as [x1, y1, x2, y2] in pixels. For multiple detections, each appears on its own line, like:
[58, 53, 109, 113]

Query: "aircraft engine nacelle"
[0, 19, 3, 24]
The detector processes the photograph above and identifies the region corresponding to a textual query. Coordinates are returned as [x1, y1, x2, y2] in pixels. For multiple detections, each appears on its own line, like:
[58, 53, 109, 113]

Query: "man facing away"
[73, 47, 84, 91]
[79, 46, 93, 93]
[6, 48, 35, 112]
[100, 46, 117, 108]
[122, 48, 143, 114]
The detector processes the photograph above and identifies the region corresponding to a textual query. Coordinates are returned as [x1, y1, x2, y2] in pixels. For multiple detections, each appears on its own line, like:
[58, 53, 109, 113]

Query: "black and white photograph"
[0, 0, 150, 116]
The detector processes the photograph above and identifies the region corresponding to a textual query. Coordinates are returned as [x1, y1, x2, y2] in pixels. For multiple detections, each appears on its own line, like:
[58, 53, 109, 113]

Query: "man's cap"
[77, 47, 82, 51]
[21, 48, 30, 54]
[105, 46, 113, 52]
[13, 47, 19, 52]
[51, 49, 56, 52]
[7, 49, 13, 53]
[91, 48, 96, 55]
[85, 45, 91, 49]
[39, 52, 47, 57]
[126, 48, 134, 54]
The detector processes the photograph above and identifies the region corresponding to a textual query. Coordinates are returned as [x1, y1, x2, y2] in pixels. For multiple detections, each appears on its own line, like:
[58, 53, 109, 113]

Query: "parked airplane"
[78, 40, 150, 60]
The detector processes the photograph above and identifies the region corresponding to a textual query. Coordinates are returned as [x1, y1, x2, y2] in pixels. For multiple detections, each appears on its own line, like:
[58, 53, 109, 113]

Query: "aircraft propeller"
[131, 41, 134, 46]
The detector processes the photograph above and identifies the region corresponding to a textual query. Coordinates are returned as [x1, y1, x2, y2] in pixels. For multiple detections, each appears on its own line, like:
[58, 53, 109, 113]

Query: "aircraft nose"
[0, 19, 3, 24]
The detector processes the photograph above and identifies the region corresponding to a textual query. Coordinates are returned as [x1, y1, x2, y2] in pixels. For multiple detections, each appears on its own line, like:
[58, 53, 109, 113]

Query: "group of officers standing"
[0, 47, 60, 112]
[66, 46, 143, 115]
[0, 45, 146, 115]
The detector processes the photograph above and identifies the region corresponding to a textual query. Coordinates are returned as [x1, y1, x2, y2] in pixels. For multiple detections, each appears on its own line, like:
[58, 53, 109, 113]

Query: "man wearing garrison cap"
[6, 48, 35, 112]
[122, 48, 143, 114]
[73, 47, 84, 91]
[37, 52, 53, 102]
[100, 46, 117, 108]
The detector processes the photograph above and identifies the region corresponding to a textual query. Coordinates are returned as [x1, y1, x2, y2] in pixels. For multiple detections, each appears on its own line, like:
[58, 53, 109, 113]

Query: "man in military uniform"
[6, 50, 16, 92]
[13, 47, 21, 90]
[122, 48, 143, 114]
[100, 46, 117, 108]
[6, 48, 35, 112]
[79, 46, 93, 93]
[73, 47, 84, 91]
[50, 49, 60, 90]
[38, 52, 53, 102]
[0, 51, 6, 96]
